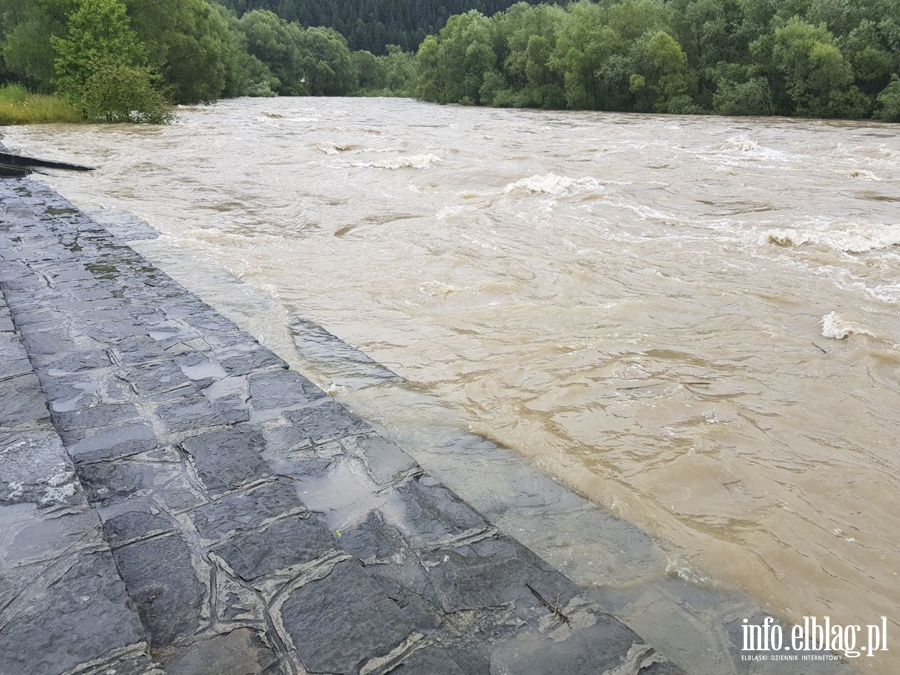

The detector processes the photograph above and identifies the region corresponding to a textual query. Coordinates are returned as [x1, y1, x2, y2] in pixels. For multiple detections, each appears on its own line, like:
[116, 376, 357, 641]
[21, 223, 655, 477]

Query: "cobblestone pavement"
[0, 178, 690, 675]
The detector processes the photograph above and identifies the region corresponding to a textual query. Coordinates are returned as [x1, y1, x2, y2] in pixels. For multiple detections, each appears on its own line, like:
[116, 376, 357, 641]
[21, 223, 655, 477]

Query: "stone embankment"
[0, 178, 684, 674]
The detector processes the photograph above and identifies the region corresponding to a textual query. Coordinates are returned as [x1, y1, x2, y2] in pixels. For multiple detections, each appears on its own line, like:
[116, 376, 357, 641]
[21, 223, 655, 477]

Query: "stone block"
[32, 348, 112, 374]
[163, 629, 284, 675]
[391, 647, 486, 675]
[388, 476, 487, 548]
[0, 356, 33, 382]
[0, 373, 48, 426]
[180, 426, 270, 494]
[77, 451, 203, 511]
[122, 361, 192, 398]
[209, 394, 251, 424]
[21, 327, 77, 355]
[154, 395, 226, 433]
[279, 560, 415, 675]
[419, 537, 573, 614]
[347, 435, 419, 486]
[490, 613, 663, 675]
[283, 400, 372, 445]
[215, 345, 285, 376]
[110, 336, 168, 366]
[339, 510, 406, 562]
[211, 515, 334, 582]
[102, 509, 177, 548]
[65, 422, 158, 463]
[114, 534, 207, 648]
[0, 551, 148, 675]
[248, 369, 324, 411]
[0, 503, 100, 572]
[174, 353, 228, 389]
[0, 428, 82, 507]
[53, 402, 140, 432]
[190, 479, 307, 542]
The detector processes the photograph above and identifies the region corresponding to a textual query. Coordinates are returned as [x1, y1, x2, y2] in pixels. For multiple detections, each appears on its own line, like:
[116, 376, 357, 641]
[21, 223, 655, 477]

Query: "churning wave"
[503, 173, 601, 196]
[313, 142, 361, 155]
[719, 136, 760, 152]
[820, 311, 875, 339]
[353, 154, 442, 170]
[762, 222, 900, 254]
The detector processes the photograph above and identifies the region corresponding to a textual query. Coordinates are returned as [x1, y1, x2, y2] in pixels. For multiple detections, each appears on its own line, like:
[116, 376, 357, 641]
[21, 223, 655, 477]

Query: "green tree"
[0, 0, 74, 92]
[874, 75, 900, 121]
[549, 2, 620, 109]
[50, 0, 171, 121]
[753, 17, 853, 116]
[51, 0, 146, 98]
[713, 74, 775, 115]
[496, 3, 566, 108]
[79, 63, 172, 122]
[238, 9, 307, 94]
[630, 31, 695, 113]
[126, 0, 254, 103]
[297, 26, 355, 95]
[415, 11, 497, 105]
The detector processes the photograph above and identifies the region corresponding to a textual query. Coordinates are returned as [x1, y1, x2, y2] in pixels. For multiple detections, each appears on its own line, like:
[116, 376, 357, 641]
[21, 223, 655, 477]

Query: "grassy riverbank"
[0, 85, 82, 125]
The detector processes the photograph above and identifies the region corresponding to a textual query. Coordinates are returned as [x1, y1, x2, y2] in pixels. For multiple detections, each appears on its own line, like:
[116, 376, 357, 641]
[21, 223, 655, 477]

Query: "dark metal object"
[0, 151, 94, 174]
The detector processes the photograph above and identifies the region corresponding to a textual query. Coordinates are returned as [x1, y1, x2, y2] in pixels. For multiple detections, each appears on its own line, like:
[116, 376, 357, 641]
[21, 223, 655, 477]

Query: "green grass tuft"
[0, 85, 84, 125]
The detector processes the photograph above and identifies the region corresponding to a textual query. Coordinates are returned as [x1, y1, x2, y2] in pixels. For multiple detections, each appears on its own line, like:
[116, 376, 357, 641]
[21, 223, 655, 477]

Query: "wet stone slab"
[180, 425, 270, 494]
[52, 402, 141, 432]
[31, 348, 112, 374]
[0, 427, 82, 508]
[122, 361, 192, 398]
[279, 559, 416, 675]
[0, 373, 49, 426]
[388, 476, 489, 549]
[154, 394, 226, 433]
[0, 551, 154, 675]
[102, 508, 177, 548]
[211, 515, 335, 583]
[63, 420, 158, 463]
[163, 628, 284, 675]
[248, 368, 325, 411]
[189, 478, 307, 541]
[283, 399, 373, 444]
[113, 533, 207, 648]
[77, 449, 204, 512]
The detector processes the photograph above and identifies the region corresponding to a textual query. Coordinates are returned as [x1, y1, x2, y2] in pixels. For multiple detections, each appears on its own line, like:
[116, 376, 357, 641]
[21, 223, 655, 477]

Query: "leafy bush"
[714, 77, 775, 116]
[78, 64, 173, 124]
[874, 76, 900, 122]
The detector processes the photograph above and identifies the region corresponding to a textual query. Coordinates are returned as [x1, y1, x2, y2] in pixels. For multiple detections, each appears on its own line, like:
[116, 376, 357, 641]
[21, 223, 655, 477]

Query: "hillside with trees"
[213, 0, 548, 53]
[1, 0, 898, 124]
[415, 0, 900, 121]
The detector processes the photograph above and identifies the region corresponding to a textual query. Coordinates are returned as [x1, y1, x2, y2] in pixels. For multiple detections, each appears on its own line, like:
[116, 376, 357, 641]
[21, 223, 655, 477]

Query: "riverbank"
[0, 176, 699, 674]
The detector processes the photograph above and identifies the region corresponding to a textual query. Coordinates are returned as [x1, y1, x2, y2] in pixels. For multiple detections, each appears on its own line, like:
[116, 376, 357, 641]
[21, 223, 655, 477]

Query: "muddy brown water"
[5, 98, 899, 672]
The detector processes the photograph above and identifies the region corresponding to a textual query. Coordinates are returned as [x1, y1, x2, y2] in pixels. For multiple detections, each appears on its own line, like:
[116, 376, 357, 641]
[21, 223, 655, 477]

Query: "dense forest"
[0, 0, 898, 123]
[213, 0, 546, 53]
[415, 0, 900, 120]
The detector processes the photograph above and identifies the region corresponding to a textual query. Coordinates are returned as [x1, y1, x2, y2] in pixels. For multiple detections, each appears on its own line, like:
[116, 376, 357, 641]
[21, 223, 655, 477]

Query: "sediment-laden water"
[5, 98, 898, 672]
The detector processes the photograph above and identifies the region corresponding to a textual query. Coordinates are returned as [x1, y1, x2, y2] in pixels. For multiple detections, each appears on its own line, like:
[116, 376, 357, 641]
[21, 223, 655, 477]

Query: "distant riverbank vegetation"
[1, 0, 899, 124]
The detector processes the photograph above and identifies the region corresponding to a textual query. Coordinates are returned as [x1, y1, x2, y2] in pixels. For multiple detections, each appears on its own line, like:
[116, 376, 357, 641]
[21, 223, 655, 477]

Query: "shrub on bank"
[0, 85, 83, 125]
[78, 65, 173, 124]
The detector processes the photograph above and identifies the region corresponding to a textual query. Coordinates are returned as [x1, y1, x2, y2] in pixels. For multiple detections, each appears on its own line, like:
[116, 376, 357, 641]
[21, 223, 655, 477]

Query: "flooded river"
[4, 98, 899, 671]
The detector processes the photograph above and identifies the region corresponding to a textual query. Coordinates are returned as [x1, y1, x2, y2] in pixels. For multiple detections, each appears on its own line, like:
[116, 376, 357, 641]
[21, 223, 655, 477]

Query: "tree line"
[0, 0, 415, 122]
[214, 0, 545, 54]
[1, 0, 898, 123]
[415, 0, 900, 121]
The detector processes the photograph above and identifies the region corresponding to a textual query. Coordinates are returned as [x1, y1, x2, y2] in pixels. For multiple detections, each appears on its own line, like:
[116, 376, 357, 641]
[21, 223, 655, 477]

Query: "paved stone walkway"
[0, 178, 686, 674]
